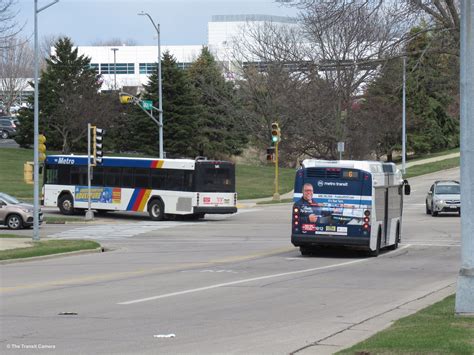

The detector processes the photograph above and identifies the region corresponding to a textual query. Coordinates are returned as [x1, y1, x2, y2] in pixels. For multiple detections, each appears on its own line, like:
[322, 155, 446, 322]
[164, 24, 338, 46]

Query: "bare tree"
[0, 0, 21, 49]
[0, 36, 33, 113]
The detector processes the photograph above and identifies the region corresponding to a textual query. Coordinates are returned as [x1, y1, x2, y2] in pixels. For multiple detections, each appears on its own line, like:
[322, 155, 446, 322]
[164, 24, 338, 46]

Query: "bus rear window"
[195, 163, 235, 192]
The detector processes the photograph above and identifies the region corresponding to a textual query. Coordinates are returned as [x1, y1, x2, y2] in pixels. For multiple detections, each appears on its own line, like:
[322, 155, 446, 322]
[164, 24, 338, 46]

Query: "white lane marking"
[118, 258, 369, 305]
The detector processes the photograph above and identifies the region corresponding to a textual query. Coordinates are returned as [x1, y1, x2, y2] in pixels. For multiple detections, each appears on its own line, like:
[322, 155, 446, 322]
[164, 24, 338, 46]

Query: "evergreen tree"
[405, 26, 459, 153]
[187, 47, 248, 158]
[142, 51, 201, 158]
[16, 37, 114, 153]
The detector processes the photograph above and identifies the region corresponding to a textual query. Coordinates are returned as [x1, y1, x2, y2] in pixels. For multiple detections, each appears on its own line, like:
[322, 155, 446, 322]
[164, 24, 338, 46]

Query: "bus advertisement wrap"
[75, 187, 121, 204]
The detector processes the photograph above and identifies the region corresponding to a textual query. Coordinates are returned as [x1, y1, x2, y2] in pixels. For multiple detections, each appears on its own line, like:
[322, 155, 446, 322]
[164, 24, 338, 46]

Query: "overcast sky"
[16, 0, 299, 46]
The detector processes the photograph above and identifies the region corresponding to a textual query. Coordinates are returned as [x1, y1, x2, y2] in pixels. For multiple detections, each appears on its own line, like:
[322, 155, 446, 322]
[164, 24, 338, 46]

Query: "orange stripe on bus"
[138, 189, 152, 211]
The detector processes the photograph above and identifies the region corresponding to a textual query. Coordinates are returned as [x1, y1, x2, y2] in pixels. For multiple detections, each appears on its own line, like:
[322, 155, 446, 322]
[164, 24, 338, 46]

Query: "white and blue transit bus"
[42, 155, 237, 220]
[291, 160, 410, 256]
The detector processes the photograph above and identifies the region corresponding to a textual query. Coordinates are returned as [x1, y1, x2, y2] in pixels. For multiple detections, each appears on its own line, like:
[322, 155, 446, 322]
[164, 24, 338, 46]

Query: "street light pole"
[138, 11, 163, 159]
[402, 56, 406, 175]
[111, 48, 118, 90]
[33, 0, 59, 241]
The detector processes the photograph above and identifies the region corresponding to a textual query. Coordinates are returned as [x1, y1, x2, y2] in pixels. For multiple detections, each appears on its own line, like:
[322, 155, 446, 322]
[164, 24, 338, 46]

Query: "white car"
[425, 180, 460, 217]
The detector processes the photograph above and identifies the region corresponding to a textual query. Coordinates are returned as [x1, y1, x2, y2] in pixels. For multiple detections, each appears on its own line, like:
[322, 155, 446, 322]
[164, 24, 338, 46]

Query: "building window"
[100, 63, 135, 74]
[90, 63, 99, 73]
[139, 63, 157, 74]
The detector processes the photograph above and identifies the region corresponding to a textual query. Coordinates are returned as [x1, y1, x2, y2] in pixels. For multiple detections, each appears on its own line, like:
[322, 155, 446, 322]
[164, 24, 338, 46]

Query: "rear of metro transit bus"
[291, 164, 373, 250]
[193, 160, 237, 215]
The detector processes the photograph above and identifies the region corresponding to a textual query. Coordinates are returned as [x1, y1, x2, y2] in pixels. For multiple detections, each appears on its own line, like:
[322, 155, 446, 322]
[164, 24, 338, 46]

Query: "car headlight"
[435, 199, 444, 204]
[21, 208, 32, 213]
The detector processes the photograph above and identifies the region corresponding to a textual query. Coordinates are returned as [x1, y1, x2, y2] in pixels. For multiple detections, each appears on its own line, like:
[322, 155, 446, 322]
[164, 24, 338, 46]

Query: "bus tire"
[58, 194, 75, 215]
[369, 230, 381, 257]
[148, 199, 165, 221]
[300, 246, 312, 256]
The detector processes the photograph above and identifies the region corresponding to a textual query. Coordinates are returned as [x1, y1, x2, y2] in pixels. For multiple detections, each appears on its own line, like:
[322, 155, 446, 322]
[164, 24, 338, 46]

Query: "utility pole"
[402, 56, 407, 175]
[455, 0, 474, 315]
[33, 0, 59, 241]
[111, 48, 118, 91]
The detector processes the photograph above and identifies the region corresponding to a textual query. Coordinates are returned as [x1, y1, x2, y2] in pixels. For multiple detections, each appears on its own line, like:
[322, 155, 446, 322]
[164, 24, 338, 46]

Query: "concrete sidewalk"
[0, 237, 33, 251]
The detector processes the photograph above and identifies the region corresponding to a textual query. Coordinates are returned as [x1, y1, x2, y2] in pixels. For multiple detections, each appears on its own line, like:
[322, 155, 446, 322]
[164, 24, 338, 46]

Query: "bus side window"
[122, 168, 134, 188]
[92, 166, 104, 186]
[46, 165, 58, 184]
[71, 166, 87, 186]
[151, 169, 167, 190]
[104, 167, 121, 187]
[135, 168, 150, 189]
[166, 170, 184, 191]
[58, 165, 71, 185]
[184, 171, 193, 191]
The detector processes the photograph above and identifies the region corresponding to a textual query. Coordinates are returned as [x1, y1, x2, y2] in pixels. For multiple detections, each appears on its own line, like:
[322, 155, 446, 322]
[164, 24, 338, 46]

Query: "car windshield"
[0, 193, 20, 204]
[435, 185, 460, 194]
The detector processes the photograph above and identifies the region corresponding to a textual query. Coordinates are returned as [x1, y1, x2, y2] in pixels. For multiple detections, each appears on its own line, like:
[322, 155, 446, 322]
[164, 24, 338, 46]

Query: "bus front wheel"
[58, 194, 75, 215]
[148, 199, 164, 221]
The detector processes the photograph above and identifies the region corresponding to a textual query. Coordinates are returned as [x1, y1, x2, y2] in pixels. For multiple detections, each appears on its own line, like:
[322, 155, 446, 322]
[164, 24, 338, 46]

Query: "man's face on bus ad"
[303, 185, 313, 203]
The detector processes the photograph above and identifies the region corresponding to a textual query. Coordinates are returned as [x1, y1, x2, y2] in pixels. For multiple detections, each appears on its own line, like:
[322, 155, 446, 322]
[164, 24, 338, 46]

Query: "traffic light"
[266, 147, 275, 161]
[38, 134, 46, 162]
[92, 126, 105, 165]
[271, 122, 281, 143]
[119, 94, 133, 104]
[23, 161, 33, 184]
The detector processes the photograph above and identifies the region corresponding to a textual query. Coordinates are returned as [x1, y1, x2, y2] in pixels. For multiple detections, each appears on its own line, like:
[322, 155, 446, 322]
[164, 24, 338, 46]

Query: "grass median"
[338, 294, 474, 354]
[0, 237, 101, 261]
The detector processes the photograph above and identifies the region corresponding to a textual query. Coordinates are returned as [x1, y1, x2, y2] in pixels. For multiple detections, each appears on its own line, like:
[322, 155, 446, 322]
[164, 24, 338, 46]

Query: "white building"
[78, 45, 204, 91]
[78, 14, 299, 90]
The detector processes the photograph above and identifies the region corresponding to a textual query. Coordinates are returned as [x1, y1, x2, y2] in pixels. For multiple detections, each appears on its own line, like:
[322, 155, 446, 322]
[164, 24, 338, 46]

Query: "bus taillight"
[363, 211, 370, 230]
[293, 207, 299, 226]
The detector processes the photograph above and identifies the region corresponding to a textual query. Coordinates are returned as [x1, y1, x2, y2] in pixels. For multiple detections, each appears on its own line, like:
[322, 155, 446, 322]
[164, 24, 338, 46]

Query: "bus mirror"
[404, 184, 411, 195]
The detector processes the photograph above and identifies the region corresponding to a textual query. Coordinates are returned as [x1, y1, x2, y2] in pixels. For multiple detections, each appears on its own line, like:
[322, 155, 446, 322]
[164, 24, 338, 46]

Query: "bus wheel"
[58, 194, 75, 215]
[148, 199, 164, 221]
[300, 246, 313, 256]
[369, 231, 381, 257]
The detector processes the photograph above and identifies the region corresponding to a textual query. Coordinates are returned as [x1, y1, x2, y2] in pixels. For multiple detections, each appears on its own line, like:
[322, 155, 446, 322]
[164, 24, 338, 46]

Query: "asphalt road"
[0, 168, 461, 354]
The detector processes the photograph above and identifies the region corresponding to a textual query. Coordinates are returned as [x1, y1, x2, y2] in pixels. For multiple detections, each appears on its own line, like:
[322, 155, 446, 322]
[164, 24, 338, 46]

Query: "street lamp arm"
[138, 11, 159, 33]
[37, 0, 59, 13]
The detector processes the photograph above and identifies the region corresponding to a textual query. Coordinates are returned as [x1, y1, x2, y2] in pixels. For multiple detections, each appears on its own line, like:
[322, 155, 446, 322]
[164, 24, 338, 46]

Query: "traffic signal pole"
[271, 122, 281, 201]
[273, 141, 280, 201]
[85, 123, 94, 221]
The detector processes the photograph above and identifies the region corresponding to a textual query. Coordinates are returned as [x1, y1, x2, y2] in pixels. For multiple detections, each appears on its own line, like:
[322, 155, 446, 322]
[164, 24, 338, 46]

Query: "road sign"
[142, 100, 153, 110]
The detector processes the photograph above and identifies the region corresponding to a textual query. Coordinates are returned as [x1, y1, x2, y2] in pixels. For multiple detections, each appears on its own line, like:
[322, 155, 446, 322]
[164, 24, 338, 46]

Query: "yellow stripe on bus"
[138, 189, 152, 211]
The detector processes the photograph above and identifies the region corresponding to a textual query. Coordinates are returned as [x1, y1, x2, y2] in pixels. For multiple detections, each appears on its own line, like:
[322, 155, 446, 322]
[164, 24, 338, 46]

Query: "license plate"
[449, 206, 457, 209]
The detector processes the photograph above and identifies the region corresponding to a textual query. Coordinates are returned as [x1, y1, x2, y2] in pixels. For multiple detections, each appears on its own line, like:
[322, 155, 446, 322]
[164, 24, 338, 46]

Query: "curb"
[0, 246, 104, 265]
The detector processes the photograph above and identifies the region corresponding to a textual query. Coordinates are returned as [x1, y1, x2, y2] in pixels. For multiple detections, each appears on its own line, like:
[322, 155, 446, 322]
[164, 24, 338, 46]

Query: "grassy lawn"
[236, 164, 295, 199]
[0, 147, 36, 199]
[0, 239, 100, 260]
[405, 157, 460, 178]
[338, 295, 474, 355]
